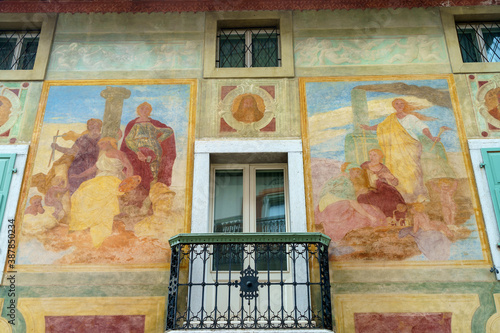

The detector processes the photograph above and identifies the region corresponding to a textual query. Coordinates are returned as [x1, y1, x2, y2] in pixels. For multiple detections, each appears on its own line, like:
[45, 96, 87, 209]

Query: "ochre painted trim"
[487, 294, 500, 333]
[335, 293, 479, 333]
[18, 296, 165, 333]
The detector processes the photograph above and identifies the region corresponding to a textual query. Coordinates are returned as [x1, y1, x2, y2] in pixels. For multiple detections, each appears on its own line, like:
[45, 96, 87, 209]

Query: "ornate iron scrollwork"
[237, 265, 260, 300]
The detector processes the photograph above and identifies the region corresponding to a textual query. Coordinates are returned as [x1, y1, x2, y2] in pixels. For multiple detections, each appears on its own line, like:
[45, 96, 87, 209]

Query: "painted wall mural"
[301, 76, 487, 264]
[218, 83, 277, 135]
[17, 80, 195, 266]
[48, 41, 202, 72]
[468, 74, 500, 138]
[294, 36, 447, 67]
[0, 82, 42, 144]
[198, 79, 300, 139]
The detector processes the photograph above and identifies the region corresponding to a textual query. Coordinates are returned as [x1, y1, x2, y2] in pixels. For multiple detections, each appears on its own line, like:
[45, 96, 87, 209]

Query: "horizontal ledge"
[195, 139, 303, 153]
[169, 232, 331, 247]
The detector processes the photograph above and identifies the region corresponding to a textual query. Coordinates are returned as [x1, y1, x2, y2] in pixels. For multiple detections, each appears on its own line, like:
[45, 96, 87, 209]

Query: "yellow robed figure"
[377, 113, 423, 199]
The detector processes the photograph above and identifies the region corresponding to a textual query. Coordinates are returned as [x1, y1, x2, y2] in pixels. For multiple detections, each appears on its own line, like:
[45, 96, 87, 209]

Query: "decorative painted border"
[335, 293, 480, 333]
[0, 0, 493, 13]
[486, 294, 500, 332]
[18, 296, 165, 333]
[13, 79, 197, 273]
[0, 298, 13, 333]
[299, 74, 491, 269]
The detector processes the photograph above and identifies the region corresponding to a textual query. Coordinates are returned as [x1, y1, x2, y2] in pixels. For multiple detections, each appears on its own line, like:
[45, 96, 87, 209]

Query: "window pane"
[18, 37, 39, 70]
[0, 38, 16, 70]
[482, 28, 500, 62]
[213, 169, 243, 233]
[218, 33, 246, 68]
[255, 169, 285, 233]
[457, 30, 482, 63]
[252, 33, 278, 67]
[255, 169, 287, 271]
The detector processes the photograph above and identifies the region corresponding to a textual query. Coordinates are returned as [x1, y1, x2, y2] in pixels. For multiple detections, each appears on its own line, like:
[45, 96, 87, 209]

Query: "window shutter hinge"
[12, 168, 17, 173]
[480, 162, 486, 168]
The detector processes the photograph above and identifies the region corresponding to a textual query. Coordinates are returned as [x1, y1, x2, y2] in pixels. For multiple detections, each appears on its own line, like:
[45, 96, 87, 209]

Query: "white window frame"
[191, 140, 306, 234]
[0, 144, 28, 281]
[210, 163, 289, 233]
[469, 139, 500, 280]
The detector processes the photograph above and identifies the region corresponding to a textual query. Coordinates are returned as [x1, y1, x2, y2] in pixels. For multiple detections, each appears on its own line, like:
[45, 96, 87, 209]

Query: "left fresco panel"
[16, 80, 196, 267]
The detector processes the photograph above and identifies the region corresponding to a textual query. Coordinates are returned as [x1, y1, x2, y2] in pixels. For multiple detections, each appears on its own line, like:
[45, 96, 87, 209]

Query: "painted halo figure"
[120, 102, 176, 191]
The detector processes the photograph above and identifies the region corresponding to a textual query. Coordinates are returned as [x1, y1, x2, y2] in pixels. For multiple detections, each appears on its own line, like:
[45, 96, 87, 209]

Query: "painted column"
[351, 88, 369, 134]
[100, 86, 131, 140]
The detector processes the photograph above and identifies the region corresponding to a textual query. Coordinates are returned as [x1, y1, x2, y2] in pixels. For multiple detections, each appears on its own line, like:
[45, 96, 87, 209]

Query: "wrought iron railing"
[166, 233, 332, 330]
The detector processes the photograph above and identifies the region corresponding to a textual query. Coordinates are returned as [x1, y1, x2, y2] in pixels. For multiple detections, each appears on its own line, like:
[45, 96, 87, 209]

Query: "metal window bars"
[216, 27, 281, 68]
[166, 233, 332, 330]
[456, 22, 500, 63]
[0, 30, 40, 70]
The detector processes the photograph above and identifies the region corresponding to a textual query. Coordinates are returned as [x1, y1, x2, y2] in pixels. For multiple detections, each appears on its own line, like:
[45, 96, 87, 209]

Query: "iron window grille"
[0, 30, 40, 70]
[166, 233, 332, 330]
[456, 22, 500, 63]
[216, 27, 281, 68]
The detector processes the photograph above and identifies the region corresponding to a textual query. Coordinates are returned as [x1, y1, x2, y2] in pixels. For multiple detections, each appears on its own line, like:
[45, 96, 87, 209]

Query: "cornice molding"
[0, 0, 498, 14]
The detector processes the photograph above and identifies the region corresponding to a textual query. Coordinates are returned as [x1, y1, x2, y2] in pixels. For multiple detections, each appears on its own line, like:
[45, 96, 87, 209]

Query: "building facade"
[0, 1, 500, 332]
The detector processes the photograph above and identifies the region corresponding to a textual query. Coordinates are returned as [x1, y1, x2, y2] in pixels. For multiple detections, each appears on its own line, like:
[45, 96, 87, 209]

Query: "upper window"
[217, 27, 281, 68]
[441, 7, 500, 73]
[203, 11, 294, 78]
[456, 22, 500, 63]
[0, 13, 56, 80]
[0, 30, 40, 70]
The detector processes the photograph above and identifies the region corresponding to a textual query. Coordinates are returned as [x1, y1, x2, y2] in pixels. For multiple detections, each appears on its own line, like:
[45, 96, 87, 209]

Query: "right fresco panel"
[300, 75, 488, 265]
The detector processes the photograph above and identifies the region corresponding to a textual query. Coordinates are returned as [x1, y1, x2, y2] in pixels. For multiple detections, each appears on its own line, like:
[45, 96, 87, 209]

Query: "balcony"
[166, 233, 332, 331]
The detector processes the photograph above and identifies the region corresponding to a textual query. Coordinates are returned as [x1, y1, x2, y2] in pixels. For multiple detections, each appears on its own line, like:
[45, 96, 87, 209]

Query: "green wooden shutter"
[0, 154, 16, 227]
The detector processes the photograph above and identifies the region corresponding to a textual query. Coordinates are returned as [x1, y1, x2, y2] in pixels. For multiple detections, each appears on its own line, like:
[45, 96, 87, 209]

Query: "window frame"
[469, 139, 500, 280]
[203, 11, 294, 78]
[0, 13, 56, 80]
[210, 163, 289, 234]
[191, 140, 306, 234]
[441, 6, 500, 73]
[0, 30, 40, 70]
[216, 27, 281, 68]
[456, 22, 500, 63]
[0, 145, 28, 281]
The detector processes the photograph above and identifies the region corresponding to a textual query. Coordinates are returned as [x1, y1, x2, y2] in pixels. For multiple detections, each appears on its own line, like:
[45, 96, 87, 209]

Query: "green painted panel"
[0, 154, 15, 229]
[481, 148, 500, 239]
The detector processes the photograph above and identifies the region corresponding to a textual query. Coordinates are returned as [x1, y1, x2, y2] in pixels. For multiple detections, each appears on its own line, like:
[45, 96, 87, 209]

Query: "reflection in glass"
[255, 169, 285, 233]
[213, 169, 243, 233]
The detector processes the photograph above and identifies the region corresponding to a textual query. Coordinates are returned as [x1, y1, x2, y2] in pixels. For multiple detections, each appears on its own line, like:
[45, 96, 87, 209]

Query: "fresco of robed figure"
[303, 77, 486, 263]
[18, 82, 193, 266]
